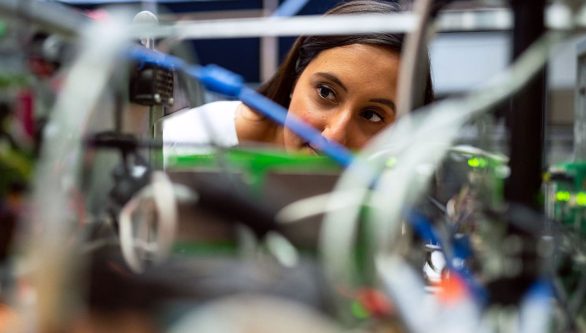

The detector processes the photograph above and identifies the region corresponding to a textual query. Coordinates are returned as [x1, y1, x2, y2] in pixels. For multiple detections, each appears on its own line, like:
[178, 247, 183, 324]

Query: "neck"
[271, 126, 285, 147]
[235, 103, 285, 148]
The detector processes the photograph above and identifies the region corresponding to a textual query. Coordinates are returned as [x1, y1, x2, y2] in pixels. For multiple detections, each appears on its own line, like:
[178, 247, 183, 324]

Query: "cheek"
[350, 123, 391, 149]
[287, 94, 325, 129]
[283, 93, 325, 150]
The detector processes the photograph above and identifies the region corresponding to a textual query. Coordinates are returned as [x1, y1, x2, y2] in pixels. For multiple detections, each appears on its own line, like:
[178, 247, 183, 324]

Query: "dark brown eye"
[317, 85, 336, 101]
[361, 109, 384, 123]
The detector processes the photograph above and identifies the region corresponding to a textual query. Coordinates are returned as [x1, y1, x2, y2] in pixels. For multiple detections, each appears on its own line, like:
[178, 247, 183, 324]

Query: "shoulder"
[174, 100, 241, 118]
[164, 101, 240, 131]
[195, 100, 241, 113]
[162, 100, 241, 148]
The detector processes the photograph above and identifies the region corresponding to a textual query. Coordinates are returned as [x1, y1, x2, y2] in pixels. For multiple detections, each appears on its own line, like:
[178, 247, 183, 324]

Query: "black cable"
[85, 132, 211, 151]
[192, 177, 279, 238]
[426, 195, 447, 215]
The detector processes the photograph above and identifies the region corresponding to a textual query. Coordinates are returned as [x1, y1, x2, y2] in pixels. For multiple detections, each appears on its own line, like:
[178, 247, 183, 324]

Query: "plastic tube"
[134, 12, 417, 40]
[395, 0, 434, 117]
[128, 6, 586, 41]
[128, 48, 356, 167]
[376, 256, 434, 333]
[119, 171, 178, 273]
[369, 32, 563, 258]
[26, 13, 132, 331]
[320, 31, 565, 323]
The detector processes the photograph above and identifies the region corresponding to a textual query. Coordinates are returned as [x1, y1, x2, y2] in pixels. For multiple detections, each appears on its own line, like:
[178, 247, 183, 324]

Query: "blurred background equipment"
[0, 0, 586, 332]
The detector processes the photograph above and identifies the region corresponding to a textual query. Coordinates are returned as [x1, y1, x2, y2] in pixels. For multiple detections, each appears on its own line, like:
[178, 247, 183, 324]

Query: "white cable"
[265, 231, 299, 268]
[376, 255, 438, 333]
[119, 189, 144, 273]
[320, 31, 565, 321]
[119, 171, 179, 273]
[151, 171, 178, 262]
[396, 0, 434, 117]
[448, 144, 508, 162]
[26, 13, 132, 332]
[275, 145, 505, 225]
[275, 190, 367, 225]
[369, 32, 563, 254]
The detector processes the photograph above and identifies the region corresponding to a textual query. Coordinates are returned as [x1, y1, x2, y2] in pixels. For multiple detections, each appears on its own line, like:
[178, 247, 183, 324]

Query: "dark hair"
[258, 0, 434, 110]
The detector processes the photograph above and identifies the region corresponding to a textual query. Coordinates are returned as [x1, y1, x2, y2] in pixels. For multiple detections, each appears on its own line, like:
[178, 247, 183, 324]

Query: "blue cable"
[127, 47, 355, 167]
[272, 0, 310, 17]
[238, 88, 354, 167]
[524, 279, 553, 300]
[408, 211, 487, 304]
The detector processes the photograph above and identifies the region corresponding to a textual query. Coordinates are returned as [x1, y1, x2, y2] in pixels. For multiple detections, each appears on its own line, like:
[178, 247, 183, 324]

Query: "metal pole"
[505, 0, 547, 209]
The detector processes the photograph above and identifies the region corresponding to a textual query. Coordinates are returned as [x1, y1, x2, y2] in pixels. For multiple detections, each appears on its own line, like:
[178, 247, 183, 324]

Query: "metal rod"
[2, 1, 582, 41]
[133, 7, 585, 40]
[505, 0, 547, 209]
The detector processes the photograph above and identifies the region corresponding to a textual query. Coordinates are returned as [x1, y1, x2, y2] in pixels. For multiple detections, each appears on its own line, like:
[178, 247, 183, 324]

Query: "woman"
[163, 0, 434, 156]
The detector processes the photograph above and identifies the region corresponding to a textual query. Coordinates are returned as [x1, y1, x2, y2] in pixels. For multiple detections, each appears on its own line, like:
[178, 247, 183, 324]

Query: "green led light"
[386, 157, 397, 168]
[468, 157, 487, 168]
[577, 192, 586, 206]
[556, 191, 571, 202]
[351, 301, 370, 320]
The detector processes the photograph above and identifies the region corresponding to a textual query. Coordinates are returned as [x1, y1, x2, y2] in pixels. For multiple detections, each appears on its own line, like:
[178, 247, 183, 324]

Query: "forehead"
[301, 44, 400, 93]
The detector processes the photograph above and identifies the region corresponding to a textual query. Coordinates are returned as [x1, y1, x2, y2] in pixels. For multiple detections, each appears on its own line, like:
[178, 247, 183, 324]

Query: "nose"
[321, 110, 352, 146]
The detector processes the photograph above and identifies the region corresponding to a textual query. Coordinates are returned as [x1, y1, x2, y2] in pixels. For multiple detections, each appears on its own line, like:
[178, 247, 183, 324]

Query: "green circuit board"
[545, 161, 586, 232]
[165, 147, 342, 190]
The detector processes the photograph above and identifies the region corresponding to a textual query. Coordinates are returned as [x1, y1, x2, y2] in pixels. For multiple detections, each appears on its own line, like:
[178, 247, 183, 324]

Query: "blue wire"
[127, 47, 355, 167]
[127, 47, 186, 69]
[238, 88, 354, 167]
[272, 0, 310, 17]
[525, 279, 553, 300]
[408, 211, 487, 304]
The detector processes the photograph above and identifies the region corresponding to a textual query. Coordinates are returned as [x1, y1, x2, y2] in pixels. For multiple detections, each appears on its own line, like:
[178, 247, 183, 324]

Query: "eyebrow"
[369, 98, 396, 112]
[314, 72, 348, 92]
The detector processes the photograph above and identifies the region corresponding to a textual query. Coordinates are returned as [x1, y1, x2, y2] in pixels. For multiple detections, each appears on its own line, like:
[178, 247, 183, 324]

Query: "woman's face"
[284, 43, 400, 153]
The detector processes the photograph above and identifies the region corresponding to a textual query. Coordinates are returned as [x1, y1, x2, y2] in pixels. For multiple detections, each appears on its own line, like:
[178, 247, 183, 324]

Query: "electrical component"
[545, 162, 586, 232]
[129, 58, 175, 106]
[5, 2, 586, 333]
